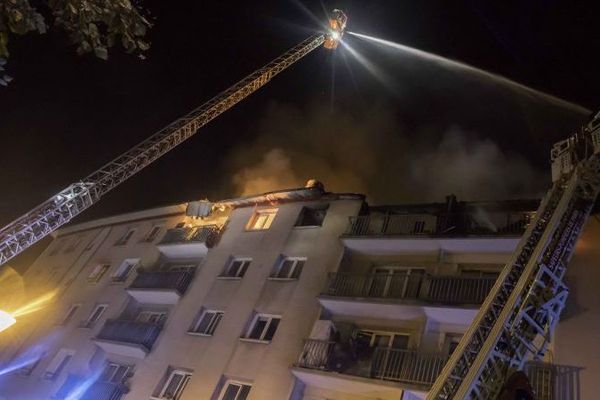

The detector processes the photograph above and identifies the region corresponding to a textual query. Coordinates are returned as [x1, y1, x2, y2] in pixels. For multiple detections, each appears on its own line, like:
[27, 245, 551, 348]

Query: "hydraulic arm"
[428, 112, 600, 399]
[0, 11, 348, 266]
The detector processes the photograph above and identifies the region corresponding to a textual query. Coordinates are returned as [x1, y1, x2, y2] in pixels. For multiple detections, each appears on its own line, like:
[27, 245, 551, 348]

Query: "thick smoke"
[228, 101, 547, 203]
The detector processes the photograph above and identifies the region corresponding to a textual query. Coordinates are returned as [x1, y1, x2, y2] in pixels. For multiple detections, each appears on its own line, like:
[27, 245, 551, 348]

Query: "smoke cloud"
[227, 100, 547, 203]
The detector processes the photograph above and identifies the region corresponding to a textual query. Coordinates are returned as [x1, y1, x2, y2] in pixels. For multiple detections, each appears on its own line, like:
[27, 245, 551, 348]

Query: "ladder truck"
[0, 11, 347, 266]
[427, 112, 600, 399]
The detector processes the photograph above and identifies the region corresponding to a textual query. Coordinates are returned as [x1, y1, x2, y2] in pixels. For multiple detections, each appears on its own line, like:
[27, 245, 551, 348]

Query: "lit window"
[87, 264, 110, 283]
[217, 380, 252, 400]
[155, 368, 192, 400]
[100, 362, 131, 383]
[43, 348, 75, 380]
[295, 204, 328, 227]
[244, 313, 281, 342]
[190, 310, 224, 336]
[61, 304, 80, 325]
[82, 304, 107, 328]
[111, 259, 139, 282]
[115, 228, 136, 246]
[136, 311, 167, 325]
[143, 225, 163, 242]
[246, 209, 278, 230]
[220, 258, 251, 278]
[270, 257, 305, 279]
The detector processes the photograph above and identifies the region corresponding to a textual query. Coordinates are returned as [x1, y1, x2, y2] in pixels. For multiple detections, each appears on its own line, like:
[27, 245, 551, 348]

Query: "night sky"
[2, 1, 600, 270]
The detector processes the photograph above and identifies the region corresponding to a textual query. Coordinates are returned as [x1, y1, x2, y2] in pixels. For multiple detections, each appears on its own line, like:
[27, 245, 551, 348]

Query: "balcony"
[293, 339, 445, 397]
[126, 269, 195, 305]
[342, 213, 532, 255]
[319, 273, 496, 324]
[80, 381, 129, 400]
[156, 225, 220, 258]
[92, 319, 162, 359]
[54, 375, 128, 400]
[293, 340, 581, 400]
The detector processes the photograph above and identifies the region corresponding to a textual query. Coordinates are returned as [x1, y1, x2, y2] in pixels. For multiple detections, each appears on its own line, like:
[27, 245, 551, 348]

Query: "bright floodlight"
[0, 310, 16, 333]
[331, 30, 340, 40]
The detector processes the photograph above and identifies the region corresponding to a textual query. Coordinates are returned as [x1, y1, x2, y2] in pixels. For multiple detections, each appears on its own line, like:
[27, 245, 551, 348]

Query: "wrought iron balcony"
[295, 340, 581, 397]
[323, 272, 496, 306]
[156, 225, 220, 258]
[127, 269, 195, 305]
[93, 319, 162, 358]
[344, 212, 533, 237]
[295, 339, 445, 387]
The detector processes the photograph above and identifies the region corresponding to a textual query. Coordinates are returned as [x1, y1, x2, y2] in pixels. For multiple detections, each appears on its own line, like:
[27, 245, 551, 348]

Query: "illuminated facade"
[0, 183, 595, 400]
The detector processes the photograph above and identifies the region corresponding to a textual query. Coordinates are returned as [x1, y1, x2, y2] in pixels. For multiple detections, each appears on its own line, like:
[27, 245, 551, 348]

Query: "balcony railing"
[128, 269, 195, 295]
[323, 273, 497, 305]
[81, 381, 129, 400]
[296, 340, 581, 396]
[54, 376, 128, 400]
[158, 225, 219, 246]
[296, 339, 445, 386]
[345, 212, 533, 237]
[95, 319, 162, 351]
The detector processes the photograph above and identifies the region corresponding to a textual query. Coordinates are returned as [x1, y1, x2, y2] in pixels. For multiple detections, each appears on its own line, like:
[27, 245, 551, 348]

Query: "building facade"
[0, 182, 595, 400]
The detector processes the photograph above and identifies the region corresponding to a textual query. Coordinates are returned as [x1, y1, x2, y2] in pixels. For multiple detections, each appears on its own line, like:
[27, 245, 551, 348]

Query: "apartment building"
[0, 182, 596, 400]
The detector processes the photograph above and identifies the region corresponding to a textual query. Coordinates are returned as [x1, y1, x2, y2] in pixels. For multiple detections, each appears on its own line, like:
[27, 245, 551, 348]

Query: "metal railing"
[128, 269, 195, 294]
[95, 319, 162, 351]
[80, 381, 129, 400]
[345, 212, 533, 237]
[525, 362, 583, 400]
[296, 339, 445, 386]
[158, 225, 220, 246]
[295, 340, 581, 396]
[324, 273, 497, 305]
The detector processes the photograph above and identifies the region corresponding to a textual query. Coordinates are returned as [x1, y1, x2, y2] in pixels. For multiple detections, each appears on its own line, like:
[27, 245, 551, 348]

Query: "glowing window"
[246, 209, 278, 230]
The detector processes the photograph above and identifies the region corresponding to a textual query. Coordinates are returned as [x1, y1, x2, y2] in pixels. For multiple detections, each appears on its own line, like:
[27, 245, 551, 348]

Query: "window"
[217, 380, 252, 400]
[83, 304, 107, 328]
[355, 329, 410, 350]
[295, 204, 328, 227]
[111, 258, 139, 282]
[87, 264, 110, 283]
[244, 314, 281, 342]
[163, 262, 196, 272]
[155, 369, 192, 400]
[246, 208, 277, 230]
[220, 258, 251, 278]
[115, 228, 136, 246]
[190, 310, 224, 336]
[136, 311, 167, 325]
[270, 257, 305, 279]
[100, 362, 131, 383]
[44, 348, 74, 380]
[61, 304, 80, 325]
[143, 225, 163, 242]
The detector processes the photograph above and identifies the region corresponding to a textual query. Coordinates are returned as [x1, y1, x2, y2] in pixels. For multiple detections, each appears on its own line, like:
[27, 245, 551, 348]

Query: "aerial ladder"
[427, 112, 600, 399]
[0, 11, 347, 266]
